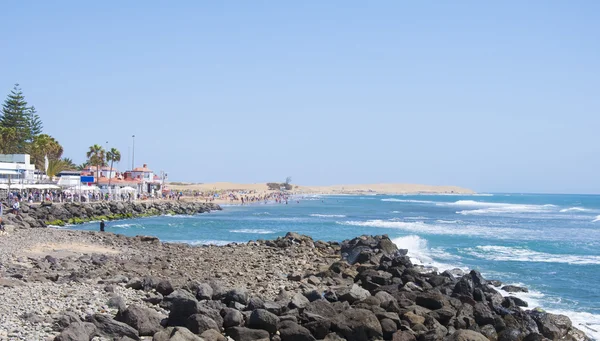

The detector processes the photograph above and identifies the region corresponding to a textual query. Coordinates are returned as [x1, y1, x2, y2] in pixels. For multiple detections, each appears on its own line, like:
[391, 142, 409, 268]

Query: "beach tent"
[0, 184, 8, 189]
[120, 186, 137, 193]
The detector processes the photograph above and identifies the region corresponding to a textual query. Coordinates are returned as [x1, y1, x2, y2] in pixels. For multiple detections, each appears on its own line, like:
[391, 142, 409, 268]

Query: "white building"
[0, 154, 36, 184]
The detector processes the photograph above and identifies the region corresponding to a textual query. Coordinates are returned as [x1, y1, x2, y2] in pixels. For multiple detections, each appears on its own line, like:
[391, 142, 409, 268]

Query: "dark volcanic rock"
[248, 309, 279, 334]
[167, 289, 200, 326]
[153, 326, 203, 341]
[88, 314, 140, 340]
[115, 304, 165, 336]
[332, 308, 382, 341]
[185, 314, 220, 334]
[446, 329, 489, 341]
[501, 285, 529, 293]
[226, 326, 270, 341]
[54, 322, 97, 341]
[279, 320, 316, 341]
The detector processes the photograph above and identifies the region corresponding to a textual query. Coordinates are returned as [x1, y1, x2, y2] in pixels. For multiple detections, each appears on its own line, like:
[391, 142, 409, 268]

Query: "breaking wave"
[230, 229, 275, 234]
[309, 214, 347, 218]
[463, 245, 600, 265]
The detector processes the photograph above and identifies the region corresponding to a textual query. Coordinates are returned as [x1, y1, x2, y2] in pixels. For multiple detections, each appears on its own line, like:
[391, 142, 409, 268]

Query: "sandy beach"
[166, 182, 475, 205]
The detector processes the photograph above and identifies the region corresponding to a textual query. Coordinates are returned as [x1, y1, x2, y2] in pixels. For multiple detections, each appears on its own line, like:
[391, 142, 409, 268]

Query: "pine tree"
[0, 84, 32, 153]
[27, 106, 43, 139]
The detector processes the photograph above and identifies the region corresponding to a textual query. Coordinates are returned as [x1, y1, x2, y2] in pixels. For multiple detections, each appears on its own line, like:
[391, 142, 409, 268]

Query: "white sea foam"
[169, 239, 234, 246]
[310, 214, 347, 218]
[559, 207, 589, 213]
[463, 245, 600, 265]
[381, 199, 436, 204]
[593, 215, 600, 222]
[443, 200, 556, 215]
[230, 229, 275, 234]
[111, 223, 144, 229]
[252, 212, 271, 216]
[338, 219, 561, 240]
[391, 211, 401, 213]
[404, 216, 430, 220]
[436, 220, 460, 224]
[391, 235, 463, 272]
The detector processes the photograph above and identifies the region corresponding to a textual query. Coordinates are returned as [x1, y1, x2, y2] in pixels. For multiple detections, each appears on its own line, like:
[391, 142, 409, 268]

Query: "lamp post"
[132, 135, 135, 170]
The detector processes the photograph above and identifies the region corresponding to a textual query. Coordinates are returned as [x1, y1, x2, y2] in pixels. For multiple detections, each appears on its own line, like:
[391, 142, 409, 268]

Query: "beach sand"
[165, 182, 475, 204]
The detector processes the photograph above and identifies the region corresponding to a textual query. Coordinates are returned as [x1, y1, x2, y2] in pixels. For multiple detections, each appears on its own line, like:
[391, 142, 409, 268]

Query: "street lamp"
[132, 135, 135, 170]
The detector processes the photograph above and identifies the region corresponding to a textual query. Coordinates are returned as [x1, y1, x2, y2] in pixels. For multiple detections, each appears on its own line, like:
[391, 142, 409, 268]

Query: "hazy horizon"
[2, 2, 599, 194]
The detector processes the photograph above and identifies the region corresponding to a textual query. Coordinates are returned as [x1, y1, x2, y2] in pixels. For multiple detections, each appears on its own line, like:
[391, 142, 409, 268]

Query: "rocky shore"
[0, 201, 221, 230]
[0, 229, 592, 341]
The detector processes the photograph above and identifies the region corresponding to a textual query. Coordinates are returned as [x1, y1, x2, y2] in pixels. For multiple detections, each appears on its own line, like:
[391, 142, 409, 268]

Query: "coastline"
[0, 201, 220, 231]
[0, 229, 591, 340]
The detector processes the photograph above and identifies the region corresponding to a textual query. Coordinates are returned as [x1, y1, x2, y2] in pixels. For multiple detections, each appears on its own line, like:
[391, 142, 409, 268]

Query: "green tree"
[76, 162, 90, 171]
[46, 159, 68, 179]
[106, 147, 121, 190]
[29, 134, 63, 171]
[86, 144, 105, 184]
[27, 106, 43, 139]
[0, 126, 18, 154]
[61, 157, 77, 170]
[0, 84, 32, 153]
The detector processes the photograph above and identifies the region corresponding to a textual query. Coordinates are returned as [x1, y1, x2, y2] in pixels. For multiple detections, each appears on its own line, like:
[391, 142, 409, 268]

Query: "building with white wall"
[0, 154, 36, 184]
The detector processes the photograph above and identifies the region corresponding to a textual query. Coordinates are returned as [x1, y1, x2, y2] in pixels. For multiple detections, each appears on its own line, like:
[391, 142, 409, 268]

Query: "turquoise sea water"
[69, 194, 600, 339]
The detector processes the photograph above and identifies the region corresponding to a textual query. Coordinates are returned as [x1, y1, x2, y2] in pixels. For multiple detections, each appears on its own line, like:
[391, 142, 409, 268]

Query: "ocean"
[69, 193, 600, 340]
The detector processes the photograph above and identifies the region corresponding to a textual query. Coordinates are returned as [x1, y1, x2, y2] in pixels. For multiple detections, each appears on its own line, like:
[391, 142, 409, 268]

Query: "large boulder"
[185, 314, 220, 334]
[115, 304, 165, 336]
[248, 309, 279, 334]
[529, 311, 572, 340]
[167, 290, 200, 326]
[339, 284, 371, 304]
[415, 291, 445, 310]
[222, 308, 245, 328]
[473, 303, 495, 326]
[153, 326, 203, 341]
[225, 288, 250, 305]
[225, 326, 270, 341]
[88, 314, 140, 340]
[392, 331, 416, 341]
[279, 320, 316, 341]
[54, 322, 97, 341]
[332, 308, 382, 341]
[446, 330, 490, 341]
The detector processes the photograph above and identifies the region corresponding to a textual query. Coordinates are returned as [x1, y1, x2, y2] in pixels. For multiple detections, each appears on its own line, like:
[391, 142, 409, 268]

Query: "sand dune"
[167, 182, 474, 195]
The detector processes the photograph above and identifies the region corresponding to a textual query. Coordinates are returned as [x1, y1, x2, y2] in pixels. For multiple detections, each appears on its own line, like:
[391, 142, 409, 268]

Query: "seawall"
[0, 201, 221, 230]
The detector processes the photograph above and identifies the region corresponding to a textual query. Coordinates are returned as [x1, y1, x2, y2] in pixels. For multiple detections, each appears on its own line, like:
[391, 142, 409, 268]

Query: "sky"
[1, 1, 599, 193]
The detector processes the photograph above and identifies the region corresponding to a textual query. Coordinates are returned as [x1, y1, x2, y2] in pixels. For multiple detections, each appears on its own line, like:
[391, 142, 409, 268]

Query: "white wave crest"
[593, 215, 600, 222]
[252, 212, 271, 216]
[310, 214, 347, 218]
[463, 246, 600, 265]
[391, 235, 463, 271]
[443, 200, 556, 215]
[436, 220, 460, 224]
[111, 223, 144, 229]
[559, 207, 589, 213]
[381, 199, 436, 204]
[169, 240, 234, 246]
[230, 229, 274, 234]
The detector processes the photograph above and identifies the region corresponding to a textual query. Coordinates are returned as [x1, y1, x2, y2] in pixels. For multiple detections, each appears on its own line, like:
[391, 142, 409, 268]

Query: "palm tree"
[86, 144, 106, 185]
[106, 148, 121, 192]
[61, 157, 77, 170]
[46, 159, 68, 179]
[76, 162, 89, 171]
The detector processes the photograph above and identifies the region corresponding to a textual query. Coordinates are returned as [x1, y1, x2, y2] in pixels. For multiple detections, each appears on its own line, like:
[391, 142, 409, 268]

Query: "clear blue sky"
[1, 1, 599, 193]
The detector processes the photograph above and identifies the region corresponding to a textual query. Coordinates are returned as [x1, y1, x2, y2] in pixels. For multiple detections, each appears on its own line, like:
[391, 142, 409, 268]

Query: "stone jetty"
[0, 201, 221, 230]
[0, 230, 591, 341]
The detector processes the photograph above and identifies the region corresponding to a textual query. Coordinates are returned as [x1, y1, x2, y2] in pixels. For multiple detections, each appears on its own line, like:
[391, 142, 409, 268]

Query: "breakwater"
[0, 201, 221, 230]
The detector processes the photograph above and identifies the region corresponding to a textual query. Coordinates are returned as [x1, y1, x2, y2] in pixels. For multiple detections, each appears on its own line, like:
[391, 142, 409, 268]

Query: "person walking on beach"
[100, 219, 105, 232]
[12, 199, 20, 216]
[0, 202, 4, 231]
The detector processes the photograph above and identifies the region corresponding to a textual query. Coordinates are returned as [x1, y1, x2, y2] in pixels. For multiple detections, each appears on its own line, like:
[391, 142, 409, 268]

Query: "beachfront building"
[0, 154, 37, 184]
[124, 164, 162, 195]
[83, 165, 118, 179]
